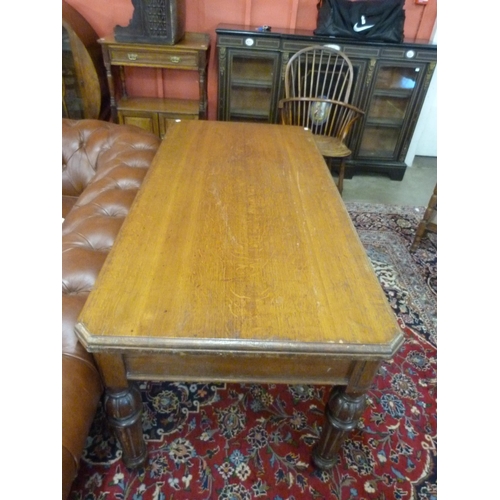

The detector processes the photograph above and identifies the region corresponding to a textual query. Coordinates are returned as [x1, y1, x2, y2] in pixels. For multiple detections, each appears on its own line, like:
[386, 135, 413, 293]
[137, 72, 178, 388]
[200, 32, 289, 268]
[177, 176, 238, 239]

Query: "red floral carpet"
[69, 203, 437, 500]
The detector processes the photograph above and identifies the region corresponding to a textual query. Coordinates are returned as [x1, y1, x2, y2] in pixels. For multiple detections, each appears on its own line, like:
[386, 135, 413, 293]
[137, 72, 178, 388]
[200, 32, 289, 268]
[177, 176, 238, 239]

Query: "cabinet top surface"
[216, 23, 437, 50]
[76, 120, 402, 358]
[99, 32, 210, 50]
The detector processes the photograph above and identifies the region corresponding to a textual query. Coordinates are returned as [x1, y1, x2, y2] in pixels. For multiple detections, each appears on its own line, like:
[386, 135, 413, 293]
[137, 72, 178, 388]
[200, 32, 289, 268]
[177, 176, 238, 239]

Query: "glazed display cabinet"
[216, 24, 437, 180]
[218, 34, 282, 122]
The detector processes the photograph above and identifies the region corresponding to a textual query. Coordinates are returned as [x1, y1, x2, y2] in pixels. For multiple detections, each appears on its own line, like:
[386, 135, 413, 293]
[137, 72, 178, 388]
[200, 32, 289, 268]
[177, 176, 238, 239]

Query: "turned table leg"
[94, 353, 147, 469]
[312, 360, 380, 470]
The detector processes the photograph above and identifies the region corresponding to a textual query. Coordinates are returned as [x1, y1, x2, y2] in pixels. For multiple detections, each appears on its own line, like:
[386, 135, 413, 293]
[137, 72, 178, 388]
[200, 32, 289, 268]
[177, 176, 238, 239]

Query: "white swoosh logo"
[353, 22, 375, 32]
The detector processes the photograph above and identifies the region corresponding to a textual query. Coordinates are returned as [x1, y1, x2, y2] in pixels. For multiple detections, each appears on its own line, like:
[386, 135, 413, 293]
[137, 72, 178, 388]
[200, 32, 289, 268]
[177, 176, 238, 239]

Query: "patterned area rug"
[69, 203, 437, 500]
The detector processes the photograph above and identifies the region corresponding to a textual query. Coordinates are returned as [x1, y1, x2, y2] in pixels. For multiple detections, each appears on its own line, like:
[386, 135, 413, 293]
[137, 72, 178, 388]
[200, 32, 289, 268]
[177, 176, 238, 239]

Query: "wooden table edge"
[75, 321, 405, 359]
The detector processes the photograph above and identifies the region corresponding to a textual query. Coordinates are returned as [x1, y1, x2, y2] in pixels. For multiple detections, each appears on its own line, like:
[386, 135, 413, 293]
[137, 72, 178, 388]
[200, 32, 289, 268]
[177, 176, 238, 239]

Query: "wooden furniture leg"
[312, 361, 380, 469]
[410, 185, 437, 252]
[337, 158, 345, 195]
[94, 353, 147, 469]
[325, 157, 346, 195]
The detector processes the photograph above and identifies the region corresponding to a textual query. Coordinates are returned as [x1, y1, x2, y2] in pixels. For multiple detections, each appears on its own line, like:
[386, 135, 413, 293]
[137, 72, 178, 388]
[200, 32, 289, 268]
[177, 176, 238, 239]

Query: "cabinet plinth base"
[345, 163, 406, 181]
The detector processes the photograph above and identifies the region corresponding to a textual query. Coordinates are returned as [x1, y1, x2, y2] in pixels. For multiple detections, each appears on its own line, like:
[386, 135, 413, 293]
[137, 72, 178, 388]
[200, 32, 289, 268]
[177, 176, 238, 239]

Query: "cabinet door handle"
[127, 53, 138, 61]
[324, 43, 341, 51]
[170, 56, 181, 63]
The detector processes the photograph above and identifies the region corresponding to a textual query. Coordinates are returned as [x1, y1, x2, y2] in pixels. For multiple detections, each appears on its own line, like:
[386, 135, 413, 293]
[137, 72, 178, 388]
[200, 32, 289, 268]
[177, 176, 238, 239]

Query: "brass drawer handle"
[127, 53, 138, 61]
[170, 56, 181, 63]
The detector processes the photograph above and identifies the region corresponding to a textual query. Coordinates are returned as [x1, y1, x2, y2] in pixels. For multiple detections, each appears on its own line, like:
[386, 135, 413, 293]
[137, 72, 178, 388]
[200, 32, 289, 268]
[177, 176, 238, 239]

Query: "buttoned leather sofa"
[62, 119, 161, 499]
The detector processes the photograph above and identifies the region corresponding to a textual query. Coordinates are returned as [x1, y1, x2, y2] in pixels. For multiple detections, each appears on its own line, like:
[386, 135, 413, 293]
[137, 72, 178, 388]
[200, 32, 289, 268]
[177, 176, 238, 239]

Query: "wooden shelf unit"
[99, 32, 210, 138]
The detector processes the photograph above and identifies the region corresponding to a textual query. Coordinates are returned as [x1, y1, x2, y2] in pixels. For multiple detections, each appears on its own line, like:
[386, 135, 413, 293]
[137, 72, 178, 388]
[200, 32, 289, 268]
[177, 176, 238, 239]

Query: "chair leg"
[325, 157, 345, 195]
[410, 221, 426, 252]
[410, 186, 437, 252]
[337, 158, 345, 195]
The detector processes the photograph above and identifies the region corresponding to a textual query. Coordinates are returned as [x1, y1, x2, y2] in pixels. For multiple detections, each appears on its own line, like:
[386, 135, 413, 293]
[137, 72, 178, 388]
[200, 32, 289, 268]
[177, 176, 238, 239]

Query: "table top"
[76, 120, 403, 359]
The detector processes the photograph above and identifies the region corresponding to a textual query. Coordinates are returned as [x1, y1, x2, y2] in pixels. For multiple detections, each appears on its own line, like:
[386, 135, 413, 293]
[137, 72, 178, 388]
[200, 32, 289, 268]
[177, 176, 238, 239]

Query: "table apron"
[122, 352, 369, 386]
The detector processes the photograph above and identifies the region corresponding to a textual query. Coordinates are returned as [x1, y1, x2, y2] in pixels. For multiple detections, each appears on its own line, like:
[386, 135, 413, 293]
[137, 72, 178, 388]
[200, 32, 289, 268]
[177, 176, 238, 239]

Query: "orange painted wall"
[65, 0, 437, 120]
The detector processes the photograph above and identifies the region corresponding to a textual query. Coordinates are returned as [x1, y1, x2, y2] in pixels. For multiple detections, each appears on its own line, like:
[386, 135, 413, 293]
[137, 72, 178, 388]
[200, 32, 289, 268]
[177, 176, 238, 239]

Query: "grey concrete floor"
[340, 156, 437, 207]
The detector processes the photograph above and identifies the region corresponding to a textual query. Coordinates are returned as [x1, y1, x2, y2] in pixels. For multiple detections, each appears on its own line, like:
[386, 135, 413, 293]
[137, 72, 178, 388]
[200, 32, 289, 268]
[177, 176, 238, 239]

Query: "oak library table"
[75, 120, 404, 470]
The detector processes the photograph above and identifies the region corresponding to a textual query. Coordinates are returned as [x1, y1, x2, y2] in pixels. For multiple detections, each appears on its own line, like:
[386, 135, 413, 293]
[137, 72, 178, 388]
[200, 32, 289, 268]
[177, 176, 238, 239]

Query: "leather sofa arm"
[62, 119, 160, 499]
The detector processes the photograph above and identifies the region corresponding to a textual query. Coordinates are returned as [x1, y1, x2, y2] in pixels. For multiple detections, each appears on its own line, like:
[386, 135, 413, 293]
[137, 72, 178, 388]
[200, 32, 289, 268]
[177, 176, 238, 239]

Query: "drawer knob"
[170, 56, 181, 63]
[127, 53, 138, 61]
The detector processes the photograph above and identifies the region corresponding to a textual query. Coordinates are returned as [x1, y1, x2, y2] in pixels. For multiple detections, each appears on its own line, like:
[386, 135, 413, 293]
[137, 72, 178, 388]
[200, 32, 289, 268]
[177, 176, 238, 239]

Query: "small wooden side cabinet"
[99, 33, 210, 138]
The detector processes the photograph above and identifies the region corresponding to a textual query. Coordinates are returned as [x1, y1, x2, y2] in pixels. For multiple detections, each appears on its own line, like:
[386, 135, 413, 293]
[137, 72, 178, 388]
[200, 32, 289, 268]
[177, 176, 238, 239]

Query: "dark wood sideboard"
[216, 24, 437, 180]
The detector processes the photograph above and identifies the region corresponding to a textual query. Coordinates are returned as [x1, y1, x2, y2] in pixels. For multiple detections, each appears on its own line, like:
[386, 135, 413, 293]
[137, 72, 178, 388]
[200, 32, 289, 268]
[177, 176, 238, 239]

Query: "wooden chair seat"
[312, 134, 352, 158]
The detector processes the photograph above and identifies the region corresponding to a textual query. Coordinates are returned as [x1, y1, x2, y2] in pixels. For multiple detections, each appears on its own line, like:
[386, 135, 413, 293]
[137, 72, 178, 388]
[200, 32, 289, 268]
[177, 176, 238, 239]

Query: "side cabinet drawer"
[218, 35, 280, 50]
[109, 47, 198, 68]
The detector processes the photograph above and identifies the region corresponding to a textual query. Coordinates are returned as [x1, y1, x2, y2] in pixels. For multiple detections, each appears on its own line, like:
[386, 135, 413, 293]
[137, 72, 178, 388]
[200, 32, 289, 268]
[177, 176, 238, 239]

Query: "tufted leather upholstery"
[62, 119, 160, 499]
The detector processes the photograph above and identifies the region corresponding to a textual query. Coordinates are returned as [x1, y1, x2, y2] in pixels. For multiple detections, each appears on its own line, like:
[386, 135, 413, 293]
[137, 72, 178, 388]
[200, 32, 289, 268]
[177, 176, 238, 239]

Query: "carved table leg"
[312, 360, 380, 470]
[94, 353, 147, 469]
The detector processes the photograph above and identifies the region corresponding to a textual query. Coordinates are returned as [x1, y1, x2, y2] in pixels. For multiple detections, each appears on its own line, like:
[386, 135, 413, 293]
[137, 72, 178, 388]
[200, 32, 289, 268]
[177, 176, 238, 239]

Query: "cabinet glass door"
[358, 64, 423, 159]
[227, 51, 280, 122]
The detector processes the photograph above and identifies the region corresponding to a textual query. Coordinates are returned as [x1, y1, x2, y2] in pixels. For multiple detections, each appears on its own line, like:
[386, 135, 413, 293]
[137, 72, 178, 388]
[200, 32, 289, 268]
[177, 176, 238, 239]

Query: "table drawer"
[109, 47, 198, 68]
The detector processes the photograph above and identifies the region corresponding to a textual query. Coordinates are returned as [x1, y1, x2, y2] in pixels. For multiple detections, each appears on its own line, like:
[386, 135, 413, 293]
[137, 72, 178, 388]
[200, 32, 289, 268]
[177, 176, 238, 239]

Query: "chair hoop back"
[284, 45, 354, 103]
